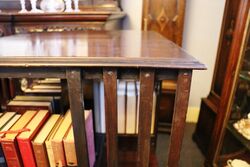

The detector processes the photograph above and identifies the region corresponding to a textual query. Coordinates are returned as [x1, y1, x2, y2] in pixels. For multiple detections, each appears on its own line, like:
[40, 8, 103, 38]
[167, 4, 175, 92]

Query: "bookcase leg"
[66, 68, 89, 167]
[137, 69, 155, 167]
[103, 68, 118, 167]
[167, 70, 192, 167]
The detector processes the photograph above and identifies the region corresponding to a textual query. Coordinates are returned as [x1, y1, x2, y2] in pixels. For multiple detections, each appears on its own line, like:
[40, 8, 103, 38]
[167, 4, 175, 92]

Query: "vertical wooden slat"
[103, 68, 118, 167]
[137, 69, 155, 167]
[167, 70, 192, 167]
[66, 68, 89, 167]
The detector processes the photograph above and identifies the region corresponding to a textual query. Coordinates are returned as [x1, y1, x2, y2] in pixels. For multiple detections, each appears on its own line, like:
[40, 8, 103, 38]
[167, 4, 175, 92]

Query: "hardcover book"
[6, 100, 53, 114]
[51, 110, 71, 167]
[0, 111, 37, 167]
[32, 114, 61, 167]
[17, 110, 50, 167]
[0, 113, 21, 167]
[63, 110, 95, 167]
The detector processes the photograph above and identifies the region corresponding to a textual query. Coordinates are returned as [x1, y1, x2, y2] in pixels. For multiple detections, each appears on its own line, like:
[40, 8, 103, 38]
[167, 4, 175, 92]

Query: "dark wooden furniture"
[142, 0, 186, 133]
[193, 0, 250, 166]
[0, 30, 205, 167]
[0, 11, 125, 37]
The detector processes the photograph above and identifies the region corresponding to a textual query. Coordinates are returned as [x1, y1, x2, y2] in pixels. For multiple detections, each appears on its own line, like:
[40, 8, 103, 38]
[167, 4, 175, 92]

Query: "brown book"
[0, 111, 37, 167]
[6, 100, 53, 114]
[51, 110, 72, 167]
[32, 114, 61, 167]
[0, 112, 16, 130]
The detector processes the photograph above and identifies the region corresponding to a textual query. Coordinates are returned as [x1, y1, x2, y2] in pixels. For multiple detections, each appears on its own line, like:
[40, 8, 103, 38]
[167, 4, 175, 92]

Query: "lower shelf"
[94, 133, 158, 167]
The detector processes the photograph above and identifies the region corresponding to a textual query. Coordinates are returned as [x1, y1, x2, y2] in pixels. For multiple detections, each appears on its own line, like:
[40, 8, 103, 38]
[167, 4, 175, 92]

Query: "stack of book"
[0, 110, 95, 167]
[94, 80, 156, 134]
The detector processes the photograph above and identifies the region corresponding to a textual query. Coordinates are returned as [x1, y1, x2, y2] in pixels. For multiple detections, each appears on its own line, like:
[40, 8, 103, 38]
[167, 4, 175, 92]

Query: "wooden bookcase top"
[0, 30, 205, 69]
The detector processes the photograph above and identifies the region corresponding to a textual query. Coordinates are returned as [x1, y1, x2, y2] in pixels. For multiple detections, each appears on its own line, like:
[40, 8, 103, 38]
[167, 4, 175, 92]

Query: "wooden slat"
[137, 69, 155, 167]
[66, 68, 89, 167]
[103, 68, 118, 167]
[0, 67, 66, 78]
[168, 70, 192, 167]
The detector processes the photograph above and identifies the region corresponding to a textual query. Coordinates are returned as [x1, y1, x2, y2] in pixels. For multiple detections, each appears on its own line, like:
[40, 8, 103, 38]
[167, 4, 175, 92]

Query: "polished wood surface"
[0, 30, 205, 167]
[0, 31, 205, 69]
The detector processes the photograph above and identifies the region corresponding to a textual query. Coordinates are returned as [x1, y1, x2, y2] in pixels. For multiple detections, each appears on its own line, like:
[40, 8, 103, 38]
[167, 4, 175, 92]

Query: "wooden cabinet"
[0, 31, 205, 167]
[193, 0, 250, 166]
[0, 0, 125, 37]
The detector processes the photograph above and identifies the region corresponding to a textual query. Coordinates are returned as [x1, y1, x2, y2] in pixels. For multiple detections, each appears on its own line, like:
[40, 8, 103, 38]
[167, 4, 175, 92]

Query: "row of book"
[0, 110, 95, 167]
[93, 80, 156, 134]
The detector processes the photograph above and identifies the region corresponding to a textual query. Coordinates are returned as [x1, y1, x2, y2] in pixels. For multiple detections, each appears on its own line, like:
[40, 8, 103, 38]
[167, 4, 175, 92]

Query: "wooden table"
[0, 30, 205, 167]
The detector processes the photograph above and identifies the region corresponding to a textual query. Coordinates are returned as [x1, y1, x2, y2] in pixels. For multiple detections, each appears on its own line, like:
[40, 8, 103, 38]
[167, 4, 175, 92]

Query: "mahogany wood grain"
[137, 69, 155, 167]
[66, 68, 89, 167]
[0, 31, 205, 70]
[142, 0, 186, 46]
[168, 70, 192, 167]
[103, 68, 118, 167]
[205, 0, 250, 166]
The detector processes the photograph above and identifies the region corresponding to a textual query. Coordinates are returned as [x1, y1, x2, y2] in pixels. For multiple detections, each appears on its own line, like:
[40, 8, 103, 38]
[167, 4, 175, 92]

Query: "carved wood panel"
[142, 0, 186, 46]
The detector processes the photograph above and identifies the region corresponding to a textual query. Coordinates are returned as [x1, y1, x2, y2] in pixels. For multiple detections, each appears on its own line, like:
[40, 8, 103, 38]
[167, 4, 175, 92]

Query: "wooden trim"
[103, 68, 118, 167]
[168, 70, 192, 167]
[66, 68, 89, 167]
[137, 69, 155, 167]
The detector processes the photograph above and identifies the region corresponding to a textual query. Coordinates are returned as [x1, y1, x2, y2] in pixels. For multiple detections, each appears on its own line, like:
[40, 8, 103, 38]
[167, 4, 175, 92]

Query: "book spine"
[51, 141, 66, 167]
[32, 143, 49, 167]
[86, 112, 95, 167]
[17, 139, 36, 167]
[1, 141, 22, 167]
[64, 141, 77, 167]
[0, 145, 7, 167]
[45, 141, 56, 167]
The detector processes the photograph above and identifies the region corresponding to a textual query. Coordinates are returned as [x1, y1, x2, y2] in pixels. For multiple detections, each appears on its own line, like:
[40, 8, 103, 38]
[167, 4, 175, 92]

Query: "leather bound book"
[51, 110, 71, 167]
[63, 110, 95, 167]
[17, 110, 50, 167]
[32, 114, 61, 167]
[0, 111, 37, 167]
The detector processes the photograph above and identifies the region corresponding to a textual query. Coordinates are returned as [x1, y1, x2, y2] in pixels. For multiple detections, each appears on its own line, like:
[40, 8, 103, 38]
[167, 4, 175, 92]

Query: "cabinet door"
[142, 0, 185, 46]
[216, 8, 250, 166]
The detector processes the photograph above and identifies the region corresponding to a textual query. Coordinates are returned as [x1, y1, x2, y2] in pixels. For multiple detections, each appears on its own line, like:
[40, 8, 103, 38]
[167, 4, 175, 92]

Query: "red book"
[17, 110, 50, 167]
[1, 111, 37, 167]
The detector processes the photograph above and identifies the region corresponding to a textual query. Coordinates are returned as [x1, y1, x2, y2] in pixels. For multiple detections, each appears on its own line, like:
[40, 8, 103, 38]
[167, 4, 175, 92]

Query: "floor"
[156, 123, 205, 167]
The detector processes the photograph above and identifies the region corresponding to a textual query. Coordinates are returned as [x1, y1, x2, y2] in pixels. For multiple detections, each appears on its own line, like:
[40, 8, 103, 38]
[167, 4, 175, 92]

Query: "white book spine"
[117, 80, 126, 134]
[100, 81, 106, 133]
[126, 81, 136, 134]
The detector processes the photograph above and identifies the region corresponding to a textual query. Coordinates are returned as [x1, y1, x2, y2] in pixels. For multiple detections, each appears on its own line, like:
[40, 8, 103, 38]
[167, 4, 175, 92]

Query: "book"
[45, 116, 64, 167]
[6, 100, 53, 114]
[13, 95, 61, 114]
[126, 81, 137, 134]
[51, 110, 72, 167]
[0, 112, 16, 130]
[99, 81, 106, 133]
[63, 110, 95, 167]
[32, 114, 61, 167]
[117, 80, 126, 134]
[1, 111, 37, 167]
[17, 110, 50, 167]
[0, 114, 21, 167]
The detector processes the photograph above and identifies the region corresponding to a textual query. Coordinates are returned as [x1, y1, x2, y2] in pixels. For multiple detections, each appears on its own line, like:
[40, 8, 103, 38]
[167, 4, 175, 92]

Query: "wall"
[121, 0, 226, 122]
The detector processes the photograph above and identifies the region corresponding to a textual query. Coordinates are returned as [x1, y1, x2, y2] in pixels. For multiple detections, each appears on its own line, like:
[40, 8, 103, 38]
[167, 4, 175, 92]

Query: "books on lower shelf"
[94, 80, 156, 134]
[0, 109, 95, 167]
